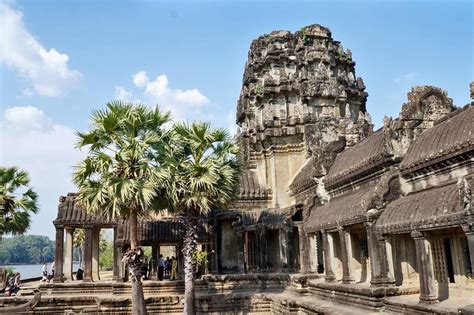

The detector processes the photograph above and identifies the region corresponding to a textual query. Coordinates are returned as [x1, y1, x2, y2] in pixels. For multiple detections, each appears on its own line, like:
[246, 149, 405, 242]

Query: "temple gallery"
[30, 24, 474, 313]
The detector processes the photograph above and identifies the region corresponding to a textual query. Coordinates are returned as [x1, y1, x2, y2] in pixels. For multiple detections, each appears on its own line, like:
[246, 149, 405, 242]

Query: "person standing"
[170, 256, 178, 281]
[158, 254, 165, 281]
[50, 261, 55, 279]
[41, 262, 48, 282]
[164, 257, 170, 278]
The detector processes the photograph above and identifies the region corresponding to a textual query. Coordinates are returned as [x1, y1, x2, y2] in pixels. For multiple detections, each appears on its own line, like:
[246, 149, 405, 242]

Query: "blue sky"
[0, 0, 472, 239]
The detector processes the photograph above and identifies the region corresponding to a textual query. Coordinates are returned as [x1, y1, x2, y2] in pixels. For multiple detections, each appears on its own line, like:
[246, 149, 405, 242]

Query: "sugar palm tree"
[73, 101, 171, 315]
[0, 167, 39, 240]
[73, 228, 85, 267]
[159, 122, 241, 315]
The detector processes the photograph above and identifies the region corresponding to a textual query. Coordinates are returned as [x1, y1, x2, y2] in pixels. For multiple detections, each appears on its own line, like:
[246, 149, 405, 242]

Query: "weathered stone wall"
[236, 24, 373, 210]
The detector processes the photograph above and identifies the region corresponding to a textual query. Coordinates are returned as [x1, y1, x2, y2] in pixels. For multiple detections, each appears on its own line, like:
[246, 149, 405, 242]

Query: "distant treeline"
[0, 235, 55, 264]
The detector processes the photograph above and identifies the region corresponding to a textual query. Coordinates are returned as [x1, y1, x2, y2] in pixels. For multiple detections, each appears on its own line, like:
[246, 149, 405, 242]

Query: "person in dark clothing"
[158, 254, 165, 281]
[141, 258, 149, 280]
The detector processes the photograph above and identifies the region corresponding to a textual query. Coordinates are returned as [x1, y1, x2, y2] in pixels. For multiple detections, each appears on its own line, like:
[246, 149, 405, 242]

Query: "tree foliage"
[0, 235, 54, 264]
[0, 167, 39, 237]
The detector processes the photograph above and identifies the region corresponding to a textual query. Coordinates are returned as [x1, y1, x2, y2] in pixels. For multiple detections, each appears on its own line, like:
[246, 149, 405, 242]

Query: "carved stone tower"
[236, 24, 373, 208]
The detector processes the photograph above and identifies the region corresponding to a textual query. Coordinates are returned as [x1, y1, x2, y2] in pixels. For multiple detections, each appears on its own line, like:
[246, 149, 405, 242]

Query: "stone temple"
[20, 24, 474, 313]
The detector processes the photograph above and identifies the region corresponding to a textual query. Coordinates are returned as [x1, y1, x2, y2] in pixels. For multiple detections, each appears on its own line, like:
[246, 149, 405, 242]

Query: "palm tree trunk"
[183, 210, 198, 315]
[129, 207, 147, 315]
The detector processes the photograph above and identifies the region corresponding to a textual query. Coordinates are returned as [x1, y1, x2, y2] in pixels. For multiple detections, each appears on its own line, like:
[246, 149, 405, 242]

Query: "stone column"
[298, 225, 310, 273]
[462, 225, 474, 275]
[236, 230, 245, 273]
[338, 227, 355, 283]
[112, 227, 121, 282]
[411, 231, 438, 304]
[285, 227, 293, 270]
[53, 226, 64, 283]
[64, 227, 74, 281]
[83, 227, 93, 282]
[366, 222, 395, 286]
[258, 227, 268, 269]
[322, 231, 336, 282]
[92, 228, 100, 281]
[308, 233, 318, 273]
[279, 228, 288, 270]
[151, 244, 158, 279]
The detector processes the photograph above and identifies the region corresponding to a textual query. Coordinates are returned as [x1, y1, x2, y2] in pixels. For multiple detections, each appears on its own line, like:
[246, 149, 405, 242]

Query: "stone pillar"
[279, 228, 288, 270]
[338, 227, 355, 283]
[258, 228, 268, 269]
[113, 227, 121, 282]
[83, 227, 93, 282]
[285, 227, 293, 270]
[236, 230, 245, 273]
[308, 233, 318, 273]
[366, 222, 395, 286]
[411, 231, 438, 304]
[53, 226, 64, 283]
[64, 227, 74, 281]
[92, 228, 100, 281]
[462, 225, 474, 275]
[322, 231, 336, 282]
[151, 244, 158, 279]
[298, 225, 310, 273]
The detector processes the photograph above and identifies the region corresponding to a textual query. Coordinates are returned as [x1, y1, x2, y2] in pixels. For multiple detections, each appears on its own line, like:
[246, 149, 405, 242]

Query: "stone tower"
[236, 24, 373, 208]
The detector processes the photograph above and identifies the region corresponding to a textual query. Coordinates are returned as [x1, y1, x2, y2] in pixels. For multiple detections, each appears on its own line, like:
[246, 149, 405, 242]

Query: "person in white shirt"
[41, 262, 48, 282]
[50, 261, 55, 279]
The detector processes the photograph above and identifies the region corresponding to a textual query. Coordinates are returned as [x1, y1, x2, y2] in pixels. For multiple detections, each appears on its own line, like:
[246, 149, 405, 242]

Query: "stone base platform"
[1, 273, 472, 314]
[306, 278, 419, 311]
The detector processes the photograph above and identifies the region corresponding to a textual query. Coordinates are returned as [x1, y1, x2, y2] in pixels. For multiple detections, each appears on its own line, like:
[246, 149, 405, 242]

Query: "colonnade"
[312, 223, 474, 304]
[53, 225, 121, 283]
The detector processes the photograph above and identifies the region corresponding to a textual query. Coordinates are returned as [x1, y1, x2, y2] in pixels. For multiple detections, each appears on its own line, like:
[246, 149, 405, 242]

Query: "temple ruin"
[31, 24, 474, 313]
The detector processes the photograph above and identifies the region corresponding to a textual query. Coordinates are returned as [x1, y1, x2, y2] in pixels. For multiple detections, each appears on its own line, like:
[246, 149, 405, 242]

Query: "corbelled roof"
[401, 105, 474, 173]
[240, 207, 297, 228]
[54, 193, 118, 227]
[375, 178, 473, 234]
[305, 185, 373, 232]
[288, 157, 319, 196]
[324, 130, 392, 188]
[238, 169, 271, 200]
[117, 219, 211, 245]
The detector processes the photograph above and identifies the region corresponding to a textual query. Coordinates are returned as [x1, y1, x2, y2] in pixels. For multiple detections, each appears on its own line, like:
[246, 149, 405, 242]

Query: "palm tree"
[73, 228, 85, 268]
[0, 167, 39, 240]
[160, 122, 241, 315]
[73, 101, 171, 315]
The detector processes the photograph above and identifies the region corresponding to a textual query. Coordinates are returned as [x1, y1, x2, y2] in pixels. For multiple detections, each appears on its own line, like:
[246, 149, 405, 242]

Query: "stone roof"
[324, 130, 392, 189]
[240, 207, 297, 228]
[54, 193, 118, 227]
[288, 157, 320, 196]
[400, 105, 474, 174]
[305, 185, 373, 232]
[117, 219, 212, 245]
[238, 169, 271, 200]
[375, 178, 473, 234]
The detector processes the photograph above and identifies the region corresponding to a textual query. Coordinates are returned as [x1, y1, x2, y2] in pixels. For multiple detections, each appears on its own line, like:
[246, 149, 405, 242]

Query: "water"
[3, 263, 80, 280]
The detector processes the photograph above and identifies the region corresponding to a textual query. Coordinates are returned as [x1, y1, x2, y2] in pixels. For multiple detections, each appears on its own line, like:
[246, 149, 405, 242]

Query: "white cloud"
[5, 106, 53, 131]
[115, 71, 211, 121]
[394, 72, 419, 84]
[133, 71, 209, 107]
[0, 3, 82, 96]
[132, 71, 148, 88]
[114, 86, 133, 101]
[0, 106, 83, 238]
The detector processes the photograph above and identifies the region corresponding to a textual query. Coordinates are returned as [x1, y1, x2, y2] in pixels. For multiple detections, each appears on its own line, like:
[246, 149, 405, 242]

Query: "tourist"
[7, 272, 21, 296]
[158, 254, 165, 281]
[50, 260, 55, 279]
[170, 256, 178, 281]
[76, 267, 83, 280]
[164, 257, 170, 277]
[41, 262, 48, 282]
[141, 257, 149, 280]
